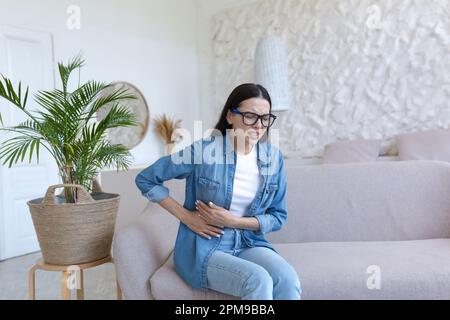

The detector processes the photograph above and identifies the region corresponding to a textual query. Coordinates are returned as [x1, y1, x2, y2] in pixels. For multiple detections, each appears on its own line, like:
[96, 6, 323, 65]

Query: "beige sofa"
[112, 160, 450, 299]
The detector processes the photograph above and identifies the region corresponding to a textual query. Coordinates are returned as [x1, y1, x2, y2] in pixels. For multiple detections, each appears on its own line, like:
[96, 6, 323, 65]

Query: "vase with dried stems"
[154, 114, 182, 155]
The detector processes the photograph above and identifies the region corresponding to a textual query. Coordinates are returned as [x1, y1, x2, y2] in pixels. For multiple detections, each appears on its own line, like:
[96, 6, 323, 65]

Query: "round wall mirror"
[96, 81, 149, 149]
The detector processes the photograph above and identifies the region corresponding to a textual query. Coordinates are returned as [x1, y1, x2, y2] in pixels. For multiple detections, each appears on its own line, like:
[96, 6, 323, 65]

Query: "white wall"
[0, 0, 199, 167]
[205, 0, 450, 157]
[195, 0, 262, 130]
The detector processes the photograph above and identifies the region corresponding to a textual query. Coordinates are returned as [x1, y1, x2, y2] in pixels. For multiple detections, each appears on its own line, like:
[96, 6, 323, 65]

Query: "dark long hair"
[214, 83, 272, 136]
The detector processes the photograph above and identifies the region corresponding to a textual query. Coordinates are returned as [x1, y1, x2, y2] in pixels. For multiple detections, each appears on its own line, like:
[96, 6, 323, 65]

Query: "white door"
[0, 26, 60, 260]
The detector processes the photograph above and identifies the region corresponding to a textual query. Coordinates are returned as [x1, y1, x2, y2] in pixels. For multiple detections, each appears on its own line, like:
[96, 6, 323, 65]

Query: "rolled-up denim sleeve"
[254, 153, 288, 235]
[135, 142, 196, 203]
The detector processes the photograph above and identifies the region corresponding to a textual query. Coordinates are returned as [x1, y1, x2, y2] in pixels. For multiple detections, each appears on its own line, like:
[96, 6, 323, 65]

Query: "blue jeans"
[206, 227, 302, 300]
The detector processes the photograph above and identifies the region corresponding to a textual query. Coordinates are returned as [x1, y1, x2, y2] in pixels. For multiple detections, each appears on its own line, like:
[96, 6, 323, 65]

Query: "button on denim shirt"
[135, 131, 288, 290]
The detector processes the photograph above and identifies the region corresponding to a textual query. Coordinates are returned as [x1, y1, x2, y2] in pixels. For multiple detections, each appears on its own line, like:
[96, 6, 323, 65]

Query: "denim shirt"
[135, 131, 288, 290]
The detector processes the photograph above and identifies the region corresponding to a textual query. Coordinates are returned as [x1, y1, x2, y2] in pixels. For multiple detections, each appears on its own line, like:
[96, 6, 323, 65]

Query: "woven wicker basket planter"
[27, 184, 120, 265]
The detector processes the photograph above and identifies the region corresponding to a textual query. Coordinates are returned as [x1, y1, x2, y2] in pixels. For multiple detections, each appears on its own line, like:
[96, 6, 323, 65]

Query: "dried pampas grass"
[154, 114, 182, 144]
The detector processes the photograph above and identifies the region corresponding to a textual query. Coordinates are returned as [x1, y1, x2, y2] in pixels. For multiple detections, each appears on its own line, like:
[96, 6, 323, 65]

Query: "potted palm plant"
[0, 55, 137, 265]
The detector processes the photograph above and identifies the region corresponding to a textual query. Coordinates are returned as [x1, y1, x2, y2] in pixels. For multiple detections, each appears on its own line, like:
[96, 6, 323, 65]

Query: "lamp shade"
[255, 36, 290, 111]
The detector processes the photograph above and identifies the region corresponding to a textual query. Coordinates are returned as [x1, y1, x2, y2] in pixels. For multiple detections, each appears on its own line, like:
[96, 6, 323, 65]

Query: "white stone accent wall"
[211, 0, 450, 157]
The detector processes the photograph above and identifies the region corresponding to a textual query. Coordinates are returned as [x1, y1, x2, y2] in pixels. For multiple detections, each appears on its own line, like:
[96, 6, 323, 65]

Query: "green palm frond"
[58, 54, 85, 94]
[35, 89, 66, 113]
[84, 87, 137, 121]
[70, 81, 109, 116]
[0, 75, 29, 109]
[0, 75, 35, 122]
[95, 143, 132, 171]
[0, 134, 41, 166]
[96, 104, 137, 131]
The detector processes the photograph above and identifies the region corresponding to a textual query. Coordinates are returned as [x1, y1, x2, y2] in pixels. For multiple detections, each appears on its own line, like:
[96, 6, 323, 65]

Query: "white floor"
[0, 252, 118, 300]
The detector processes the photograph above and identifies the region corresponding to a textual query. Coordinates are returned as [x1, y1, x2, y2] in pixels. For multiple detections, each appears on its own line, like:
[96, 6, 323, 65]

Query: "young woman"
[135, 83, 301, 300]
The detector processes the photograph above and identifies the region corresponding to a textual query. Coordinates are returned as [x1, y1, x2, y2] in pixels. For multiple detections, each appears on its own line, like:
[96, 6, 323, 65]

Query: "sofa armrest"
[113, 203, 179, 299]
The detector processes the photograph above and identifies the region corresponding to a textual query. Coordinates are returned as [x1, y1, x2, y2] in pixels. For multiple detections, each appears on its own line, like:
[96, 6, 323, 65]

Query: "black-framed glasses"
[230, 108, 277, 128]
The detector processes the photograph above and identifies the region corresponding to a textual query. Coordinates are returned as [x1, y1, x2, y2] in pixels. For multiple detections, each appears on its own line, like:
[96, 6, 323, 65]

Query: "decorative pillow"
[322, 139, 381, 164]
[396, 129, 450, 162]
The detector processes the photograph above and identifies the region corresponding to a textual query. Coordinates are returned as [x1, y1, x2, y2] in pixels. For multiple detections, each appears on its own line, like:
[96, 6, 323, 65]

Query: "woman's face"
[226, 97, 271, 144]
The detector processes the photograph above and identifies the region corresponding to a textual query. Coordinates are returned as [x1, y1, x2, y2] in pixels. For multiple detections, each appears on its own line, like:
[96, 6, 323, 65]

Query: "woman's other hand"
[181, 208, 224, 240]
[195, 200, 234, 229]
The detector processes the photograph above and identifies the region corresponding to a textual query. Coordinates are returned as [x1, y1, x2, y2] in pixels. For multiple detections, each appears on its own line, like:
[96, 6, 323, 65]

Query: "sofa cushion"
[396, 129, 450, 162]
[150, 252, 237, 300]
[322, 139, 381, 164]
[278, 239, 450, 299]
[150, 239, 450, 300]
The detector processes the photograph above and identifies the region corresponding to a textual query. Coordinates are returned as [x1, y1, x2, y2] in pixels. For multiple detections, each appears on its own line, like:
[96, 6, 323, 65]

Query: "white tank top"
[229, 145, 263, 217]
